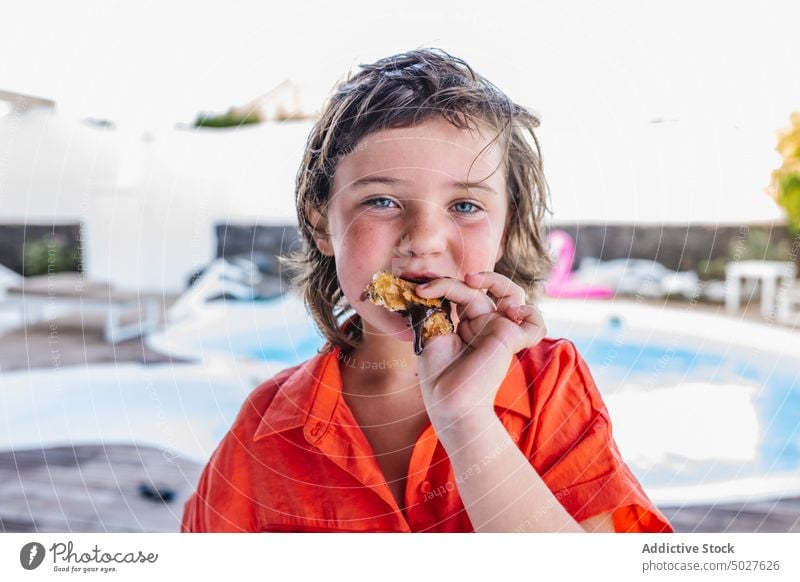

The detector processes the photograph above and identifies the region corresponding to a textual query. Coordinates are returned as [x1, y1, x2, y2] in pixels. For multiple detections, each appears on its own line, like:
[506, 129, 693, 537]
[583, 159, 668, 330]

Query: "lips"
[397, 271, 445, 283]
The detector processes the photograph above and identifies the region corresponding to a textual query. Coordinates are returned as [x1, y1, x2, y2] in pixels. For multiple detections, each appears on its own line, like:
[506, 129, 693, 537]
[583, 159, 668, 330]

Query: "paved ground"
[0, 324, 185, 372]
[0, 445, 201, 533]
[638, 294, 800, 330]
[1, 446, 797, 533]
[0, 296, 185, 372]
[661, 498, 800, 533]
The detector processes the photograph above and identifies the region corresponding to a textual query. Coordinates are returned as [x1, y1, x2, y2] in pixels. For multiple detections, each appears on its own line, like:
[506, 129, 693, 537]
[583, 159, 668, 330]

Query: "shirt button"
[419, 480, 433, 495]
[309, 422, 322, 436]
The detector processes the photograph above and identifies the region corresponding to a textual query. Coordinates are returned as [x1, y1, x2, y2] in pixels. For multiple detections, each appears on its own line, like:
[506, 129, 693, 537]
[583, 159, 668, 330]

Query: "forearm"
[433, 413, 584, 533]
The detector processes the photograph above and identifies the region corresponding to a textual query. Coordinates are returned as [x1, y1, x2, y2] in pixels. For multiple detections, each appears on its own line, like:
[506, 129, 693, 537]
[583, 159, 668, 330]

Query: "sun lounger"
[572, 257, 701, 298]
[3, 273, 160, 343]
[167, 257, 261, 322]
[0, 264, 23, 296]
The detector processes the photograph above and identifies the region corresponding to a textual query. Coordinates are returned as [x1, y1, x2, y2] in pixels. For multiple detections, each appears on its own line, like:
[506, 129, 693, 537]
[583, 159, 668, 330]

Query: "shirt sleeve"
[182, 367, 297, 533]
[181, 425, 260, 533]
[525, 340, 673, 533]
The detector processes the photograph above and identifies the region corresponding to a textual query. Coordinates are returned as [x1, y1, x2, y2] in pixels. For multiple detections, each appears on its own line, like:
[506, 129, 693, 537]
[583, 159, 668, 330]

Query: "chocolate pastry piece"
[364, 271, 453, 355]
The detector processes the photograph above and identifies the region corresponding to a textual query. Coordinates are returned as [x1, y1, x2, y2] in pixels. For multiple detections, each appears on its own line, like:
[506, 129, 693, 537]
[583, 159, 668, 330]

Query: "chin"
[361, 307, 415, 343]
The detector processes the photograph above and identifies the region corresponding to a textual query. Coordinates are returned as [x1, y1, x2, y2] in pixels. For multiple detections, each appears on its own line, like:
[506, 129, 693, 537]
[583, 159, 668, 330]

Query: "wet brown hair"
[281, 48, 552, 352]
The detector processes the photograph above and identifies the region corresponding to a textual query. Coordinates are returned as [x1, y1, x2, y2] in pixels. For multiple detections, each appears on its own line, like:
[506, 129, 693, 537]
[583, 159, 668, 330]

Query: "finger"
[505, 304, 532, 324]
[466, 313, 527, 356]
[462, 308, 546, 357]
[458, 311, 504, 347]
[415, 277, 496, 319]
[505, 304, 547, 345]
[464, 272, 526, 312]
[416, 332, 462, 377]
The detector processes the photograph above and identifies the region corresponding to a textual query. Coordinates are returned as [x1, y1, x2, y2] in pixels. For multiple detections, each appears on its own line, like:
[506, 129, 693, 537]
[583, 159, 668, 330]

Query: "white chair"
[725, 260, 797, 318]
[776, 280, 800, 325]
[4, 273, 160, 343]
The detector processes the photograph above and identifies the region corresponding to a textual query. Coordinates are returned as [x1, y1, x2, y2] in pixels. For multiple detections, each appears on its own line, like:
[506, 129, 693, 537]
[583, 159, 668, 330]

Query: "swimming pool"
[545, 300, 800, 504]
[146, 293, 800, 504]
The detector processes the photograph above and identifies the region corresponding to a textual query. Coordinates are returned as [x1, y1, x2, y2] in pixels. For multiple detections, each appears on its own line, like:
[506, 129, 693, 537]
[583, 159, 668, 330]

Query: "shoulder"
[516, 337, 594, 396]
[227, 360, 305, 436]
[181, 358, 311, 533]
[515, 337, 609, 426]
[512, 340, 673, 533]
[516, 336, 581, 369]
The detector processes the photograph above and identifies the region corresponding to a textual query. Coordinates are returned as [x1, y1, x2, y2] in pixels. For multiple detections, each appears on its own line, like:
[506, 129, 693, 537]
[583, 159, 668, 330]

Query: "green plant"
[22, 235, 79, 276]
[194, 109, 261, 128]
[698, 229, 793, 280]
[767, 112, 800, 235]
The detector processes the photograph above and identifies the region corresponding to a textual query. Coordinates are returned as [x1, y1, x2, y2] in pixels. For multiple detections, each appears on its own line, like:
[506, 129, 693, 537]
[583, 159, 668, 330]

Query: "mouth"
[358, 271, 444, 302]
[397, 271, 445, 284]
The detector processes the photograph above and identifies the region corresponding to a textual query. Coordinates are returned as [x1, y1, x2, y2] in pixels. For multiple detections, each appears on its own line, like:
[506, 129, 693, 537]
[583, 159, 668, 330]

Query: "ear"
[308, 206, 334, 256]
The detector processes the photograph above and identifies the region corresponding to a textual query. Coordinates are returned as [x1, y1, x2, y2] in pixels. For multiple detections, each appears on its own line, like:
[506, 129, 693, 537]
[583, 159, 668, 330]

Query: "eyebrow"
[349, 176, 497, 194]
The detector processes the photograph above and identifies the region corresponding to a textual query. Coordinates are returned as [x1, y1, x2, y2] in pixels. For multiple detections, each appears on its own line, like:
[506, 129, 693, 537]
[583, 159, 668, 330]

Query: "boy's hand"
[414, 272, 546, 431]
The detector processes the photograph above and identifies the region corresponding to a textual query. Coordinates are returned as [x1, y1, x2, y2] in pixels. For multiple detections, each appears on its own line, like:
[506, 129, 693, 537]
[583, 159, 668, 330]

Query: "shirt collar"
[253, 324, 532, 442]
[253, 346, 342, 441]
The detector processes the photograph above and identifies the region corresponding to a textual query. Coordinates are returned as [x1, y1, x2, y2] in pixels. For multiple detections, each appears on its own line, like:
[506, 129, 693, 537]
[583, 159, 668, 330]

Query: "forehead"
[333, 117, 506, 189]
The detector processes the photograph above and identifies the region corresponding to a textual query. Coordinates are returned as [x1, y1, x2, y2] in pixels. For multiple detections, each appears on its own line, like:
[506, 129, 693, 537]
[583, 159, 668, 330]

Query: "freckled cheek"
[337, 254, 372, 298]
[337, 222, 388, 263]
[335, 223, 389, 300]
[458, 221, 503, 272]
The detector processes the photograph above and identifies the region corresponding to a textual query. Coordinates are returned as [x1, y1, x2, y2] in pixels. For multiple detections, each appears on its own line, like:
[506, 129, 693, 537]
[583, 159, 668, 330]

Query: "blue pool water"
[568, 333, 800, 483]
[244, 334, 324, 364]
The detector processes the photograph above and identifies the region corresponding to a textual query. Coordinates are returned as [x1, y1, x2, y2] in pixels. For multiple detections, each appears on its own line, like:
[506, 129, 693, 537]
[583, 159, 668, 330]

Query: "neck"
[339, 320, 420, 398]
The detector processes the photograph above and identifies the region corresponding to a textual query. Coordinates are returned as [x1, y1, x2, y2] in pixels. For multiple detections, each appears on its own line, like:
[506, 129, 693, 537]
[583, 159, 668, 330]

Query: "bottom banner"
[1, 533, 798, 581]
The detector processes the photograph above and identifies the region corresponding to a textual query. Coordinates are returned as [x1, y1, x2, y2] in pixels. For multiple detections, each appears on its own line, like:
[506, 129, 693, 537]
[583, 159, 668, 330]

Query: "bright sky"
[2, 0, 799, 132]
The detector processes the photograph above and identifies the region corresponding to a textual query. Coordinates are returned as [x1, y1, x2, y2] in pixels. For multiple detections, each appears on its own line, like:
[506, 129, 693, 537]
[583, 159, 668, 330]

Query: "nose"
[398, 204, 448, 257]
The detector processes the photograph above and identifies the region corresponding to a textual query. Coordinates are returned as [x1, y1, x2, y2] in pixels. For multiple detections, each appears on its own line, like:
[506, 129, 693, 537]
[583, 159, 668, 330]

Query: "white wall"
[0, 110, 310, 293]
[0, 109, 118, 222]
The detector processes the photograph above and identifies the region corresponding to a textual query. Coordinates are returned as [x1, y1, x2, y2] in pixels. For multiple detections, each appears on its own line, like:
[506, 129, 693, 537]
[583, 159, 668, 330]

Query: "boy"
[182, 48, 672, 533]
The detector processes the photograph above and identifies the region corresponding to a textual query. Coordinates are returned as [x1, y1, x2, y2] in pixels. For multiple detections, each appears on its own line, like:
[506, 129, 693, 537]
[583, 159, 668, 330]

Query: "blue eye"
[362, 197, 481, 214]
[452, 201, 481, 214]
[364, 197, 397, 209]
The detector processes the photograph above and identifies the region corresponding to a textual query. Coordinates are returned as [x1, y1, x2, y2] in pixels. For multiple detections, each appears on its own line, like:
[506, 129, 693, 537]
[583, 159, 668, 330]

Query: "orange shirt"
[182, 337, 672, 533]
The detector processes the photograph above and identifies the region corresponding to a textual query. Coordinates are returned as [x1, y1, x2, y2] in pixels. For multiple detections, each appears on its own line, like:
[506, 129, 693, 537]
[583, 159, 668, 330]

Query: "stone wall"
[212, 222, 798, 284]
[549, 223, 797, 277]
[215, 224, 301, 276]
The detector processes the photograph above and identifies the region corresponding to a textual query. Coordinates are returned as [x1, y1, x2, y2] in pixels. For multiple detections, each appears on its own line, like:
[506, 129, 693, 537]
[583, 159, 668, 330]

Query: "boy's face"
[317, 116, 509, 344]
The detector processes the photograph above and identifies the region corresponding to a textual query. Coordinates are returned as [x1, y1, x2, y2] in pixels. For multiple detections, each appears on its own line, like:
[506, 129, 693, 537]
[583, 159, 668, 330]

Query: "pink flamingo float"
[544, 230, 614, 299]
